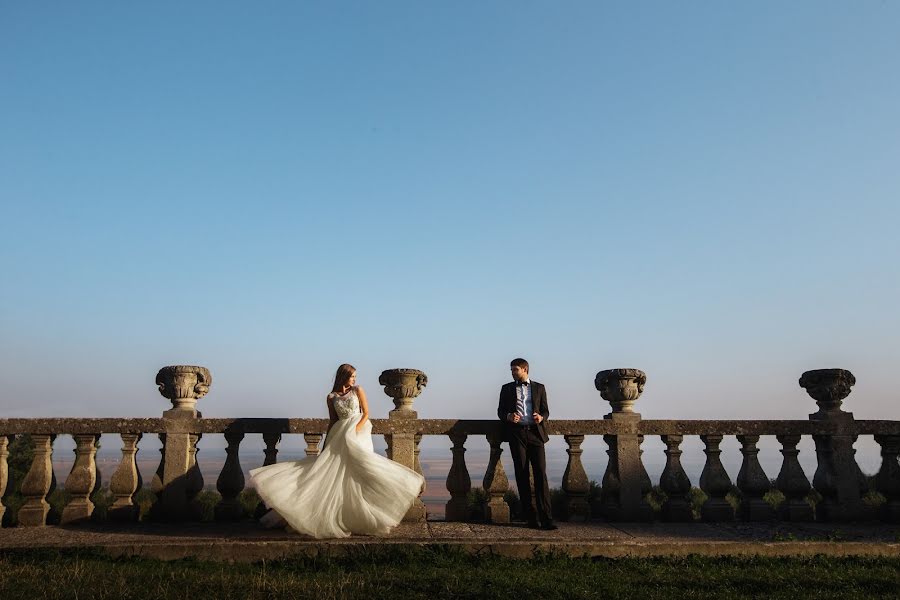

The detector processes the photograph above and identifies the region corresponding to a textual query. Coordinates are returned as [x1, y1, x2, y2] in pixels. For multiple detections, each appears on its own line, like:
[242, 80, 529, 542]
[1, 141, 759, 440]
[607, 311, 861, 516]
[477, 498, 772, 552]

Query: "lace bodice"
[329, 389, 361, 420]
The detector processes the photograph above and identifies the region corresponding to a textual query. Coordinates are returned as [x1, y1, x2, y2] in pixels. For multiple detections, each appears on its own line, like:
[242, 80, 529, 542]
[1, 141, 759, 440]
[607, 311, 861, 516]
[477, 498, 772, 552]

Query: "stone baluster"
[19, 434, 55, 527]
[483, 431, 510, 523]
[445, 432, 471, 522]
[562, 434, 589, 521]
[736, 435, 774, 520]
[215, 431, 245, 521]
[874, 434, 900, 523]
[851, 435, 875, 520]
[595, 368, 653, 521]
[800, 369, 865, 521]
[383, 435, 393, 460]
[263, 432, 281, 465]
[0, 436, 9, 525]
[775, 434, 813, 521]
[637, 435, 653, 511]
[660, 434, 693, 521]
[151, 433, 165, 495]
[185, 433, 205, 520]
[157, 365, 211, 520]
[303, 433, 322, 457]
[379, 368, 428, 522]
[62, 434, 100, 524]
[699, 434, 734, 521]
[109, 433, 143, 521]
[414, 433, 423, 477]
[812, 434, 838, 521]
[598, 434, 620, 518]
[254, 432, 282, 519]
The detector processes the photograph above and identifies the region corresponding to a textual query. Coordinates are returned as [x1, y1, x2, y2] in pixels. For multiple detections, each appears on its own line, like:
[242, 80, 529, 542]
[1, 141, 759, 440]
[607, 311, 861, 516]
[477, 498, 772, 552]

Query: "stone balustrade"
[1, 366, 899, 528]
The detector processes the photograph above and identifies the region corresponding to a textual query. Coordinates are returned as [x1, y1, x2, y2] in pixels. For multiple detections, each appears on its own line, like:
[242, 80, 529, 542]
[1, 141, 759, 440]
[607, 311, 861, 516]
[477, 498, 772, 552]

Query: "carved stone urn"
[595, 368, 646, 415]
[156, 365, 212, 415]
[799, 368, 855, 418]
[379, 368, 427, 418]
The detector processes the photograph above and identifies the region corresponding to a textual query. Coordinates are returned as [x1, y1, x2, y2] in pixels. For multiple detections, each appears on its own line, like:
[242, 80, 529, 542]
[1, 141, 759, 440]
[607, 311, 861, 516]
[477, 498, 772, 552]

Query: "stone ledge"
[2, 522, 899, 562]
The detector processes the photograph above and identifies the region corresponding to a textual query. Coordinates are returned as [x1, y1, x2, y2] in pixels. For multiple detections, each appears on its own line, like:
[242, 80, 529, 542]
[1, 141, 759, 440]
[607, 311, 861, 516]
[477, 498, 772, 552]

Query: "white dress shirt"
[515, 380, 534, 425]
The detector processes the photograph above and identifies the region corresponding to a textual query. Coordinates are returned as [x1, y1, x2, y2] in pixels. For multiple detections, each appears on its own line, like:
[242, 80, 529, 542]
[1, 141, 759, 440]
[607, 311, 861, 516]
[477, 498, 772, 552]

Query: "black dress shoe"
[540, 522, 558, 531]
[527, 520, 540, 529]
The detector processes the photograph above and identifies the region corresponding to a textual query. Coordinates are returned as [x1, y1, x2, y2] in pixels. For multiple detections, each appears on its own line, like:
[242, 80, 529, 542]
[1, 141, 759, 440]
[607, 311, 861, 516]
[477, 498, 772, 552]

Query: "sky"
[1, 1, 899, 449]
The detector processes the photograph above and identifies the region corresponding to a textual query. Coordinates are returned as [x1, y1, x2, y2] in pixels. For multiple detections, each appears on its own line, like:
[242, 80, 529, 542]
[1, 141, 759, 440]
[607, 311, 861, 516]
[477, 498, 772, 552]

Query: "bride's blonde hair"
[331, 363, 357, 393]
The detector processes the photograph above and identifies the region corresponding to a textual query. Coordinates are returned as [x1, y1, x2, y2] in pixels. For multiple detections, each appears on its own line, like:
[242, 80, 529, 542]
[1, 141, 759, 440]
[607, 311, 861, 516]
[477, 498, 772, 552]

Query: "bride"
[248, 364, 425, 539]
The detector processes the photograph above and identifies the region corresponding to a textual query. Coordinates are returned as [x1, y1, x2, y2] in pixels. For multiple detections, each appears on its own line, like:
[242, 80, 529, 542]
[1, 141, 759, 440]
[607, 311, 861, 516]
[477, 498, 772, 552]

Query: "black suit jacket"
[497, 380, 550, 444]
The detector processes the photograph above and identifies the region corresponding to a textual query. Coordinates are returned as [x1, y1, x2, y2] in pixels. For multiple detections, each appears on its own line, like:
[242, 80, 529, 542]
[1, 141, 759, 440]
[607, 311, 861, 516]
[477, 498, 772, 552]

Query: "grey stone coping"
[1, 417, 898, 436]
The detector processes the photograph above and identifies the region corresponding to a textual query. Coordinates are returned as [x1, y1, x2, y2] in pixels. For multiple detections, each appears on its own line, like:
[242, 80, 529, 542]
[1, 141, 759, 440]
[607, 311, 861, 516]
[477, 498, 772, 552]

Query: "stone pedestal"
[596, 369, 654, 522]
[156, 365, 210, 521]
[379, 368, 427, 522]
[801, 369, 866, 522]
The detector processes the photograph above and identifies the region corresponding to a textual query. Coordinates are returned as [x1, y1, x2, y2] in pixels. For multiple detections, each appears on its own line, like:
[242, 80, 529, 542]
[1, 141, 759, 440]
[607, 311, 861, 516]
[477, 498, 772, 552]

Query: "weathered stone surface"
[215, 431, 245, 521]
[874, 434, 900, 523]
[737, 435, 775, 521]
[445, 433, 470, 522]
[595, 368, 646, 415]
[18, 434, 55, 527]
[302, 433, 321, 457]
[483, 433, 510, 524]
[62, 434, 100, 524]
[262, 432, 281, 466]
[156, 365, 212, 414]
[379, 368, 428, 418]
[186, 435, 205, 518]
[380, 369, 427, 522]
[775, 434, 813, 521]
[2, 521, 898, 561]
[599, 425, 654, 522]
[700, 434, 735, 522]
[800, 369, 855, 418]
[660, 435, 693, 522]
[109, 433, 142, 522]
[562, 434, 589, 521]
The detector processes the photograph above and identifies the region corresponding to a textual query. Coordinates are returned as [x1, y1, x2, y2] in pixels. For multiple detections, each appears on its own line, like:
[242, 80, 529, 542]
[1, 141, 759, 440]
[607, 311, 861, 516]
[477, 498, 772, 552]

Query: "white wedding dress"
[248, 388, 425, 539]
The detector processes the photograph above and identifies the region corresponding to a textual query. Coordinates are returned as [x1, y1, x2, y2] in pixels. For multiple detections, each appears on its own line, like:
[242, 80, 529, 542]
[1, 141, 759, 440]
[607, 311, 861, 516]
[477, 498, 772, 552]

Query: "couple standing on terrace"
[248, 358, 557, 539]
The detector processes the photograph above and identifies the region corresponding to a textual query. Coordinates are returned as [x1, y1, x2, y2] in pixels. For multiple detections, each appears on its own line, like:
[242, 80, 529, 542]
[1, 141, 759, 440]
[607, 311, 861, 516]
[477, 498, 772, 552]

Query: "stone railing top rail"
[1, 417, 899, 436]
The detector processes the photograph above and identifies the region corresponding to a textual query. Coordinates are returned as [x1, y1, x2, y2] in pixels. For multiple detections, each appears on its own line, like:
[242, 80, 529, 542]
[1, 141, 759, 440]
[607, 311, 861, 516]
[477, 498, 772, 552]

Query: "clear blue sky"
[2, 2, 898, 428]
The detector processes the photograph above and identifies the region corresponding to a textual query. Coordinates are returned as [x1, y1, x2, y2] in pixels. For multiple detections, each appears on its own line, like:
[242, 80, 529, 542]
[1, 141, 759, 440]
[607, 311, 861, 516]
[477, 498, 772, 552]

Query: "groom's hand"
[507, 413, 520, 423]
[533, 413, 543, 424]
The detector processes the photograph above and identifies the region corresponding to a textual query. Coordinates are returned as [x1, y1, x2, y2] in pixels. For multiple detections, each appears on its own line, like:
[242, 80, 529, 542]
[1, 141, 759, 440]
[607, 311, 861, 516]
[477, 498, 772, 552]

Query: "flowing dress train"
[248, 388, 424, 539]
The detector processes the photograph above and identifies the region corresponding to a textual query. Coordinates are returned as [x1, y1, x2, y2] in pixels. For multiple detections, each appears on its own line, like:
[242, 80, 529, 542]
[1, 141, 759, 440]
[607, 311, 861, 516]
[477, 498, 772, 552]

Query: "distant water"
[49, 435, 885, 519]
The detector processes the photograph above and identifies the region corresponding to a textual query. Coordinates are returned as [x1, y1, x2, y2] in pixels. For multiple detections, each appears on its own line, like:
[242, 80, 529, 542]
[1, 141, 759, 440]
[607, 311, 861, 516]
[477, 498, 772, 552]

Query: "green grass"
[1, 548, 898, 599]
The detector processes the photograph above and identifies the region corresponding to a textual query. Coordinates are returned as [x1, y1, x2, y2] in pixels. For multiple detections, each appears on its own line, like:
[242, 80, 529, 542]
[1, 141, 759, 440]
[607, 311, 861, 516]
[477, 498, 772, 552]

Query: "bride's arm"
[323, 396, 338, 447]
[355, 386, 370, 433]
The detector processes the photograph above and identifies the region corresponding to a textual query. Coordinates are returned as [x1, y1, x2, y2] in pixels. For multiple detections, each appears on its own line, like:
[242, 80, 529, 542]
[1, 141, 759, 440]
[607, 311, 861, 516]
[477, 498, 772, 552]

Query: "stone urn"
[799, 368, 855, 418]
[379, 368, 427, 418]
[156, 365, 212, 414]
[595, 368, 646, 415]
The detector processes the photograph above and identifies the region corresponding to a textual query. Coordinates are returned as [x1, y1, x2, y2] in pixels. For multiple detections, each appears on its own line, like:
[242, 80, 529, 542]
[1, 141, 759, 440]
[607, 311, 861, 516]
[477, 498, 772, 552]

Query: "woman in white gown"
[248, 364, 425, 539]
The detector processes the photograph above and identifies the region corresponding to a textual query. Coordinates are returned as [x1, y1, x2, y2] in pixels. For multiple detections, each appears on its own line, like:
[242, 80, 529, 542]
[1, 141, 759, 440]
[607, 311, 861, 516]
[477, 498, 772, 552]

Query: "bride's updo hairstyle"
[331, 363, 357, 393]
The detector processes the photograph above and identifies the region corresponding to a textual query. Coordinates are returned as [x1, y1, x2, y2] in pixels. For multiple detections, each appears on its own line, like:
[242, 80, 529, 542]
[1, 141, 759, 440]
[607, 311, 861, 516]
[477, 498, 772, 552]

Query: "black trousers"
[508, 427, 553, 525]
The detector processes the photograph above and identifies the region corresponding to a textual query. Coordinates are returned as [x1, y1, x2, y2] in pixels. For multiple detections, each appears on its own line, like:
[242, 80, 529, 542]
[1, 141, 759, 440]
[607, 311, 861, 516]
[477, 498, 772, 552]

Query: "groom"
[497, 358, 557, 530]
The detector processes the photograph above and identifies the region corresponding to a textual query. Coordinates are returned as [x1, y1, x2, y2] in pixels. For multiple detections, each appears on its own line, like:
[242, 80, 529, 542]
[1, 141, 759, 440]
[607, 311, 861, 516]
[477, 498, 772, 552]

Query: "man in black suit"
[497, 358, 557, 530]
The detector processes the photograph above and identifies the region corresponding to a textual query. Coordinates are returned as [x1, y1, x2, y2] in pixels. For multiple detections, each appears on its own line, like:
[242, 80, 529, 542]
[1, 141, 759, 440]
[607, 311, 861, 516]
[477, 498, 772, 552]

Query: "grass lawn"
[1, 547, 898, 599]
